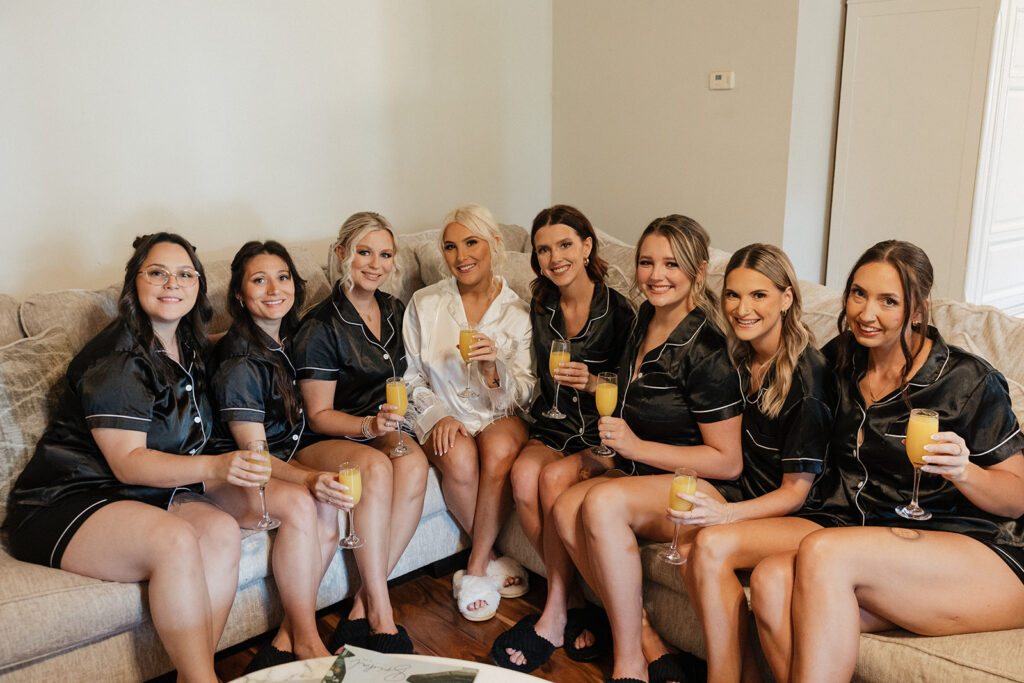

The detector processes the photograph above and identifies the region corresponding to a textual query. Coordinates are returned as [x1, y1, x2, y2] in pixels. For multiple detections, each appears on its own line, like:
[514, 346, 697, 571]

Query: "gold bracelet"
[361, 415, 375, 439]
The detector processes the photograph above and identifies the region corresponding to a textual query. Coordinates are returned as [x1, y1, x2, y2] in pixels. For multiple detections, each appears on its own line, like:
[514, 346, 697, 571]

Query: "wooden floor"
[166, 564, 611, 682]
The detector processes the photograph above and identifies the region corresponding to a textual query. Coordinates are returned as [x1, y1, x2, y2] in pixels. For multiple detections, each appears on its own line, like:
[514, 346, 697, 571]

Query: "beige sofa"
[1, 224, 1022, 681]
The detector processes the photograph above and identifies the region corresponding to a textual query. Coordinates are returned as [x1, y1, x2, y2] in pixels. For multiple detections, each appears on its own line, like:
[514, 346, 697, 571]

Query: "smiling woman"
[402, 204, 535, 623]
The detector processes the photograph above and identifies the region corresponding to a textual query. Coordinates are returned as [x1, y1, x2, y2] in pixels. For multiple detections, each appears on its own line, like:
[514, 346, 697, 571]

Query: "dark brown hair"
[529, 205, 608, 314]
[227, 240, 307, 425]
[118, 232, 212, 383]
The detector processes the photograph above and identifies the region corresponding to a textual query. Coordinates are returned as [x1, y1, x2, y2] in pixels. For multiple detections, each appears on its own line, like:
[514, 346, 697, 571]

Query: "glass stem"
[910, 467, 923, 509]
[258, 487, 269, 521]
[668, 524, 680, 554]
[552, 384, 560, 411]
[346, 509, 356, 539]
[466, 362, 473, 394]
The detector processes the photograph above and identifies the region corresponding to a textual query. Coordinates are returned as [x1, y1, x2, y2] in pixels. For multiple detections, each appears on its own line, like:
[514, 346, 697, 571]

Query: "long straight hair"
[118, 232, 212, 383]
[723, 244, 812, 418]
[528, 204, 608, 314]
[634, 214, 724, 332]
[227, 240, 307, 425]
[835, 240, 934, 401]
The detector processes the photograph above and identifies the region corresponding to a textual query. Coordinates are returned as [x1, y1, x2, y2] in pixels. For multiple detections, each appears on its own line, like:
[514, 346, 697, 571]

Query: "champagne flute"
[896, 408, 937, 521]
[246, 440, 280, 531]
[591, 372, 618, 457]
[386, 376, 409, 457]
[542, 340, 571, 420]
[659, 467, 697, 565]
[457, 323, 478, 399]
[338, 463, 365, 549]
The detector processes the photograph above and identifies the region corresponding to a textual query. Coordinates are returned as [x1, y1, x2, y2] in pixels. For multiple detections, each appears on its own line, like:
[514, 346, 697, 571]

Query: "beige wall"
[551, 1, 804, 256]
[0, 1, 552, 297]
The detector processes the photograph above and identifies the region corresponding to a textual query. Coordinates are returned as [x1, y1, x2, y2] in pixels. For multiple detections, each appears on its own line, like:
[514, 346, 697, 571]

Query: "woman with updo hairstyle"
[642, 243, 835, 681]
[292, 212, 429, 655]
[5, 233, 261, 682]
[208, 240, 352, 670]
[549, 215, 745, 683]
[402, 204, 535, 622]
[749, 240, 1024, 682]
[493, 205, 632, 672]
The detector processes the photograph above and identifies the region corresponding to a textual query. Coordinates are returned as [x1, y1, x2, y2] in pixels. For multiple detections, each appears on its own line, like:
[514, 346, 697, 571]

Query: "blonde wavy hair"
[722, 243, 812, 419]
[333, 211, 397, 292]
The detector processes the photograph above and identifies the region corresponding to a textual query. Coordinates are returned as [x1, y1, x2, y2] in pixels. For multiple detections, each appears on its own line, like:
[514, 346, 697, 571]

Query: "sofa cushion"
[0, 328, 74, 525]
[19, 287, 119, 354]
[0, 295, 22, 347]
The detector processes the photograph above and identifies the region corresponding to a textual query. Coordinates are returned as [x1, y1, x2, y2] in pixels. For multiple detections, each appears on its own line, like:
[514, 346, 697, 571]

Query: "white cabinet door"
[826, 0, 999, 299]
[966, 0, 1024, 315]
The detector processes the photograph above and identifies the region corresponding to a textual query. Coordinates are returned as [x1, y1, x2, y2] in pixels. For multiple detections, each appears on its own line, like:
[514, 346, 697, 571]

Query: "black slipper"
[564, 604, 611, 662]
[328, 617, 370, 654]
[606, 678, 646, 683]
[241, 640, 297, 674]
[366, 625, 415, 654]
[648, 651, 706, 683]
[491, 614, 557, 673]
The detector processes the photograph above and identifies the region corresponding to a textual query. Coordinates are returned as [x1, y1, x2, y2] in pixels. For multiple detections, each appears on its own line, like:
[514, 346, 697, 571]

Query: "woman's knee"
[793, 529, 847, 582]
[510, 455, 542, 506]
[692, 525, 739, 573]
[749, 554, 793, 620]
[551, 490, 582, 543]
[538, 459, 576, 509]
[274, 483, 318, 526]
[579, 481, 627, 534]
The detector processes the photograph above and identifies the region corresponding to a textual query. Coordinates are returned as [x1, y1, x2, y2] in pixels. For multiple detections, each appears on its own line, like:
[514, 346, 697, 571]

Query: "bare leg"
[791, 527, 1024, 683]
[465, 417, 528, 578]
[749, 550, 798, 682]
[425, 431, 480, 543]
[373, 431, 430, 576]
[686, 517, 820, 683]
[577, 474, 700, 682]
[62, 500, 241, 683]
[205, 478, 331, 659]
[510, 439, 562, 554]
[506, 452, 611, 666]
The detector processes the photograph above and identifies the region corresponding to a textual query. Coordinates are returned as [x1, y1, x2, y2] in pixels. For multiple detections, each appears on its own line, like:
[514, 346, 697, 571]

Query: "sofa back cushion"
[20, 286, 120, 354]
[0, 294, 22, 347]
[0, 328, 74, 525]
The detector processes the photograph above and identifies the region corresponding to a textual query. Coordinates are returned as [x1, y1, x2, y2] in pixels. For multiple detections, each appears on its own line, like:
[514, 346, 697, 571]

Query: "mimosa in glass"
[591, 372, 618, 457]
[246, 439, 280, 531]
[542, 340, 571, 420]
[660, 467, 697, 565]
[458, 323, 478, 398]
[386, 376, 409, 456]
[338, 463, 365, 549]
[896, 408, 937, 521]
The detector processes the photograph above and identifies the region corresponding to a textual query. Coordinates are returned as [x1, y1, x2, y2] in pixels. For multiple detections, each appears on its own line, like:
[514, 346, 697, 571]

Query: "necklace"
[863, 368, 900, 402]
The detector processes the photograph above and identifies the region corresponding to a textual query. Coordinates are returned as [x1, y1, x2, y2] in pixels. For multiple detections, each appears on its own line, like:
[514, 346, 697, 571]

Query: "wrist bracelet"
[361, 415, 375, 439]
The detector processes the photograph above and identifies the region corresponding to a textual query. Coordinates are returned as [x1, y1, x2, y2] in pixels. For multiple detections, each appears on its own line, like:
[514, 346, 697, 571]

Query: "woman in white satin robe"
[402, 204, 535, 621]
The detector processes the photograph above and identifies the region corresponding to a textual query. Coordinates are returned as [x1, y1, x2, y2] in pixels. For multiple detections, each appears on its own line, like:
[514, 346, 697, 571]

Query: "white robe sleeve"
[401, 293, 449, 443]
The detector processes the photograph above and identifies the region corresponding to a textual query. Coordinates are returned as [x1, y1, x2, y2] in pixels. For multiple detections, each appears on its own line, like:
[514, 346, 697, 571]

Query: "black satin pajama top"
[292, 283, 407, 435]
[6, 320, 211, 513]
[616, 304, 743, 476]
[529, 283, 634, 452]
[712, 346, 836, 502]
[209, 325, 306, 461]
[800, 328, 1024, 555]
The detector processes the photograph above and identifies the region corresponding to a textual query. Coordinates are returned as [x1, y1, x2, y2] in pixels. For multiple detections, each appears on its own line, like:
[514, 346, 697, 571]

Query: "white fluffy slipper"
[452, 570, 500, 622]
[486, 556, 530, 599]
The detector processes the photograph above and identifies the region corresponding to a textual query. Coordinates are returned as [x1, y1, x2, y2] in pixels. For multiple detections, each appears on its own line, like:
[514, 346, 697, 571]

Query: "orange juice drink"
[459, 329, 476, 363]
[246, 449, 271, 489]
[386, 380, 408, 417]
[595, 381, 617, 417]
[338, 466, 362, 505]
[670, 472, 697, 512]
[906, 409, 939, 468]
[548, 350, 571, 376]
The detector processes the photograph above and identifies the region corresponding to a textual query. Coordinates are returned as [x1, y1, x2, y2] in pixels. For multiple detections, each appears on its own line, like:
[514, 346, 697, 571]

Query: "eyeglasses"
[138, 267, 201, 288]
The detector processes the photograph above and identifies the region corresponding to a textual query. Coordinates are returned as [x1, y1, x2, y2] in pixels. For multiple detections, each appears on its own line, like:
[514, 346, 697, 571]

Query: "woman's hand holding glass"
[552, 360, 597, 392]
[220, 449, 271, 488]
[921, 430, 973, 483]
[305, 470, 354, 510]
[668, 490, 734, 527]
[430, 416, 469, 457]
[596, 415, 642, 459]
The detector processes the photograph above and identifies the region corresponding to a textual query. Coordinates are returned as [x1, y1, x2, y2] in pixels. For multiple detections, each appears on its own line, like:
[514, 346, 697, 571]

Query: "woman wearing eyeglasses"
[4, 233, 263, 683]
